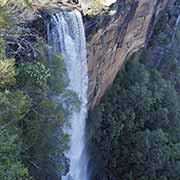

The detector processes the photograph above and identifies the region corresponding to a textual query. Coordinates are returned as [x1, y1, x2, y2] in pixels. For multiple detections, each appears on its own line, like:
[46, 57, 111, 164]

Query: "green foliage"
[14, 52, 70, 179]
[0, 51, 71, 179]
[0, 90, 32, 180]
[0, 0, 32, 29]
[21, 96, 69, 179]
[0, 37, 5, 59]
[0, 129, 31, 180]
[0, 91, 31, 127]
[88, 56, 180, 180]
[17, 62, 51, 89]
[89, 5, 180, 179]
[48, 54, 68, 94]
[87, 0, 104, 15]
[154, 11, 169, 35]
[0, 59, 16, 88]
[12, 40, 73, 179]
[0, 6, 10, 29]
[0, 1, 78, 179]
[0, 37, 16, 89]
[0, 6, 34, 177]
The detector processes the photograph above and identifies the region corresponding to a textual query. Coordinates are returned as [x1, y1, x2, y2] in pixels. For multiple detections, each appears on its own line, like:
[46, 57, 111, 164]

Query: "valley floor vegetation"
[88, 2, 180, 180]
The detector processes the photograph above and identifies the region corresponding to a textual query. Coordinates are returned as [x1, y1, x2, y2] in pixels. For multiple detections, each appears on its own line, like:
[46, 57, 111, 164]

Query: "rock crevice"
[87, 0, 169, 109]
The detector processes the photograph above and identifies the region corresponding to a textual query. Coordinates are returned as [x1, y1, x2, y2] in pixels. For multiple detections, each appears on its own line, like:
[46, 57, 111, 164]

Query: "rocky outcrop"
[86, 0, 169, 109]
[8, 0, 169, 109]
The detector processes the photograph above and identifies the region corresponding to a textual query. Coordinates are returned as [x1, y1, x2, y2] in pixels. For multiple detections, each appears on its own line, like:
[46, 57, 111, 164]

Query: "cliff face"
[86, 0, 169, 109]
[10, 0, 169, 109]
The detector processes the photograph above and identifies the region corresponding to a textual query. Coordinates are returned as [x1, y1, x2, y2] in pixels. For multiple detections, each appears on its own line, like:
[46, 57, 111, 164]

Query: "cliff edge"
[86, 0, 169, 109]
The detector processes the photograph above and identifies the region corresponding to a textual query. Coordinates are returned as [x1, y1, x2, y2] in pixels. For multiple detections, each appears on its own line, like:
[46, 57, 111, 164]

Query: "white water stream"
[48, 10, 88, 180]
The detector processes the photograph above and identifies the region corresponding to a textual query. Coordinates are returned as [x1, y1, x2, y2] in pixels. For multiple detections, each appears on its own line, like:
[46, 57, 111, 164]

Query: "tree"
[0, 1, 78, 179]
[0, 59, 16, 88]
[14, 48, 72, 179]
[0, 90, 32, 180]
[88, 57, 180, 180]
[0, 129, 31, 180]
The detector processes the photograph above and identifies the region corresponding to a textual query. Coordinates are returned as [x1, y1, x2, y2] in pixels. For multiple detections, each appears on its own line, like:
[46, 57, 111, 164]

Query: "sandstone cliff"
[86, 0, 169, 109]
[6, 0, 170, 110]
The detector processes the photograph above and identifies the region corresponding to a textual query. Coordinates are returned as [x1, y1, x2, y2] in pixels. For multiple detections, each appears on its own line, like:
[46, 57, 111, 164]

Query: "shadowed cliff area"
[87, 1, 180, 179]
[1, 0, 180, 180]
[86, 0, 169, 109]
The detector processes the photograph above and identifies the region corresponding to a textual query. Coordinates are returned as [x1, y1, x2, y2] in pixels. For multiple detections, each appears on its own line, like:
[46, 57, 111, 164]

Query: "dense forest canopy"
[88, 3, 180, 180]
[88, 55, 180, 180]
[0, 1, 74, 179]
[1, 0, 180, 180]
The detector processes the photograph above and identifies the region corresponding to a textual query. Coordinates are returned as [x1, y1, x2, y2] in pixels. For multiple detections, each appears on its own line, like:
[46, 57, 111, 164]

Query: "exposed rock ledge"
[11, 0, 170, 110]
[86, 0, 169, 109]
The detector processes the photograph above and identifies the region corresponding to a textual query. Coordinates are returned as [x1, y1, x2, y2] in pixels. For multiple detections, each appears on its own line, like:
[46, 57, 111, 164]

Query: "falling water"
[48, 10, 88, 180]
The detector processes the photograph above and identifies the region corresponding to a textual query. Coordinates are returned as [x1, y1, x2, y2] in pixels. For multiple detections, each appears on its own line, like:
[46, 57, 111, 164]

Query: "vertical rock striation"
[86, 0, 169, 109]
[18, 0, 170, 110]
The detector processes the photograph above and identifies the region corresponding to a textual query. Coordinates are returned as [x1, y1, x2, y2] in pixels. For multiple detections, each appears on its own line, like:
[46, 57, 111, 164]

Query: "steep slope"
[6, 0, 170, 109]
[87, 1, 180, 178]
[86, 0, 169, 109]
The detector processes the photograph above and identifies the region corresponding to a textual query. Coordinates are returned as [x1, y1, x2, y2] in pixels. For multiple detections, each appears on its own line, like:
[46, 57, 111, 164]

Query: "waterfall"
[47, 10, 88, 180]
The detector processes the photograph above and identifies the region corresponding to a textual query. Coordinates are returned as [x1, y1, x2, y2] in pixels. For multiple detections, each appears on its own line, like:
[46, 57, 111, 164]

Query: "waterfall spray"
[48, 10, 88, 180]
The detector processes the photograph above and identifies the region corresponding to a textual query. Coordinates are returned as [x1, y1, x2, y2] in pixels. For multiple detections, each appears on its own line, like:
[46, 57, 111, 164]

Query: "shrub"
[87, 0, 104, 15]
[17, 62, 50, 89]
[0, 59, 16, 88]
[88, 57, 180, 180]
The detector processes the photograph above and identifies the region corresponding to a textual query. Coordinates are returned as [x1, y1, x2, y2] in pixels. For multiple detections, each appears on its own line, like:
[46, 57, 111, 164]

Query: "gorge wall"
[9, 0, 170, 109]
[86, 0, 169, 109]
